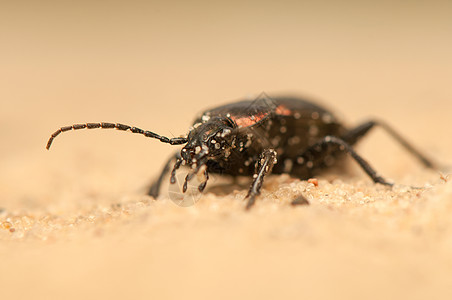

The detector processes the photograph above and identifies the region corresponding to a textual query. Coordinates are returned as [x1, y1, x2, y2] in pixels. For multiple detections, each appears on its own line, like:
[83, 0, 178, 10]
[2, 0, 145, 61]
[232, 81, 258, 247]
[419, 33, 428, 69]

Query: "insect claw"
[245, 195, 256, 210]
[375, 177, 394, 187]
[291, 195, 310, 206]
[182, 176, 189, 193]
[170, 158, 183, 185]
[183, 172, 195, 193]
[198, 181, 207, 192]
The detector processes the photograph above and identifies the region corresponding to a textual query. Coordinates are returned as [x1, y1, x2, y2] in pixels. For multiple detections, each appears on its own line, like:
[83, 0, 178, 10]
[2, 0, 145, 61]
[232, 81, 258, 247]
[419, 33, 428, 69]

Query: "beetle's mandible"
[46, 95, 438, 209]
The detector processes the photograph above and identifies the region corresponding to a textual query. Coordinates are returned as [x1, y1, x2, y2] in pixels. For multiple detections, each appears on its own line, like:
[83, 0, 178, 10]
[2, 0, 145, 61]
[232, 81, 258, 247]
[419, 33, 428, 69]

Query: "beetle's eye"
[209, 138, 221, 150]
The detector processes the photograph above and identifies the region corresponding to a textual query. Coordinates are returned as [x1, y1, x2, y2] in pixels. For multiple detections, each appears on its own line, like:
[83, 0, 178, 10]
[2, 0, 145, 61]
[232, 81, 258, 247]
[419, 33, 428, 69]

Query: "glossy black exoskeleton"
[46, 94, 437, 209]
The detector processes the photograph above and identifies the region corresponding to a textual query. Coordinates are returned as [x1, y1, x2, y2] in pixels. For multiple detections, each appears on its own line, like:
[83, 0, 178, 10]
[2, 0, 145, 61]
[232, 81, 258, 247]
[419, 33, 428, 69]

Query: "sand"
[1, 1, 452, 299]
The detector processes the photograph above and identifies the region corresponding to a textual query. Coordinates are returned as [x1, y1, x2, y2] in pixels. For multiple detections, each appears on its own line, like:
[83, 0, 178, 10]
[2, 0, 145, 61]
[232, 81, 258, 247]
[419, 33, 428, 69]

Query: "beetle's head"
[180, 117, 235, 167]
[169, 117, 236, 194]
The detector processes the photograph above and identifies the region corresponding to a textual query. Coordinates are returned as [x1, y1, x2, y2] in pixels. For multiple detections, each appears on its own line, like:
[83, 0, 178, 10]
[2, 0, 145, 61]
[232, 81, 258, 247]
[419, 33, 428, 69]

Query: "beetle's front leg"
[148, 152, 180, 198]
[245, 149, 278, 210]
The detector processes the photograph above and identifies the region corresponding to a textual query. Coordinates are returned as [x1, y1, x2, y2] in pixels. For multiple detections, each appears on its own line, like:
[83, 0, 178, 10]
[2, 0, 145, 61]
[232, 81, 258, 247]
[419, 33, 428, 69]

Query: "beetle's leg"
[198, 169, 209, 192]
[170, 157, 183, 184]
[182, 162, 208, 193]
[343, 120, 437, 169]
[183, 173, 194, 193]
[245, 149, 278, 210]
[148, 152, 180, 198]
[297, 136, 393, 186]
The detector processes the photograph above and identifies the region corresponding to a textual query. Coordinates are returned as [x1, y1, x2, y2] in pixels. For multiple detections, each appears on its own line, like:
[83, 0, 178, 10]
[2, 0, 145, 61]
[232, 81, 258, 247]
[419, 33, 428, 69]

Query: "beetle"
[46, 94, 437, 209]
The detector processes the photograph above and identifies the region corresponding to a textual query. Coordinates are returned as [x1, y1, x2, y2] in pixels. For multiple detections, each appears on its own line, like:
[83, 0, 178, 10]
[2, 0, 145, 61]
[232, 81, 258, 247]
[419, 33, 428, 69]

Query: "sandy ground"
[1, 1, 452, 299]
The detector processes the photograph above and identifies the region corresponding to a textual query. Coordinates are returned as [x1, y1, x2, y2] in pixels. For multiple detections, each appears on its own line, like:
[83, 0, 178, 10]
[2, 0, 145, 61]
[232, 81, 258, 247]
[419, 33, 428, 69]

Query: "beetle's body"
[191, 97, 346, 179]
[46, 94, 437, 209]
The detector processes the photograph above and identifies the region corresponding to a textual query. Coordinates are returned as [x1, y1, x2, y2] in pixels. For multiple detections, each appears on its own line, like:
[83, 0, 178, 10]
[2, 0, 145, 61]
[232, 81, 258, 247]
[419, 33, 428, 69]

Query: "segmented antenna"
[46, 122, 188, 150]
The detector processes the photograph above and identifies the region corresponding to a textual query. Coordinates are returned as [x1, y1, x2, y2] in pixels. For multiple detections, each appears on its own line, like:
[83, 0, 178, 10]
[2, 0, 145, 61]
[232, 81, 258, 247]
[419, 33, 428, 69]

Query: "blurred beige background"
[1, 1, 452, 299]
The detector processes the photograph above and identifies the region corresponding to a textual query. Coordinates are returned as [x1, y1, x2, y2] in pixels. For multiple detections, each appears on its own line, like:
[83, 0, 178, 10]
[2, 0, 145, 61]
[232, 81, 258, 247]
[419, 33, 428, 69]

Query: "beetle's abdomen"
[201, 97, 347, 177]
[267, 98, 347, 157]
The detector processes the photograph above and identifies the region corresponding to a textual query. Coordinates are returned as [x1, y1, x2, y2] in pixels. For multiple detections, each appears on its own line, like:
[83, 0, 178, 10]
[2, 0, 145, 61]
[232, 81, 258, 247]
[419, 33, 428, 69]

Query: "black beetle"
[46, 94, 437, 209]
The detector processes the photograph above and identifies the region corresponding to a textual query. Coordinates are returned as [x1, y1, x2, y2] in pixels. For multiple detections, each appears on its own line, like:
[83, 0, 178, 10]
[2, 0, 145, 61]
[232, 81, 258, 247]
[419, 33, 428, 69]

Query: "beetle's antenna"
[46, 122, 188, 150]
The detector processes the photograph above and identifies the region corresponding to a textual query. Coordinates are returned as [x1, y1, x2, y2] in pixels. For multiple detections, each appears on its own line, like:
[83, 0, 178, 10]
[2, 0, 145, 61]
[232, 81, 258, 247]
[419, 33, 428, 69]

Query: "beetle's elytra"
[46, 94, 437, 209]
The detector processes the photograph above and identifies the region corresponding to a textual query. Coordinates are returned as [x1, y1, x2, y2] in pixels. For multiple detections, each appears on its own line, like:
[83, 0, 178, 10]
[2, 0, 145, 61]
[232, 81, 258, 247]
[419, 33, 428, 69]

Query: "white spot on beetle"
[267, 120, 273, 126]
[306, 161, 314, 168]
[284, 159, 293, 173]
[324, 155, 335, 166]
[271, 136, 281, 147]
[245, 138, 252, 148]
[322, 113, 333, 123]
[280, 126, 287, 133]
[309, 125, 319, 136]
[297, 157, 305, 164]
[221, 129, 231, 137]
[288, 136, 301, 145]
[311, 112, 319, 120]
